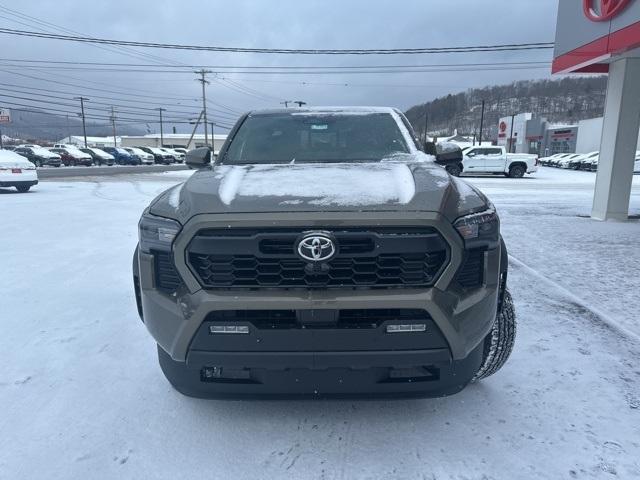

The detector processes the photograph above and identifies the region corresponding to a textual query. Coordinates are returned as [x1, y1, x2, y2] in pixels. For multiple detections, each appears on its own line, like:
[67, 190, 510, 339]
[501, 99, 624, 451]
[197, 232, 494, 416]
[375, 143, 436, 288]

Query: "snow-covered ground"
[1, 167, 639, 479]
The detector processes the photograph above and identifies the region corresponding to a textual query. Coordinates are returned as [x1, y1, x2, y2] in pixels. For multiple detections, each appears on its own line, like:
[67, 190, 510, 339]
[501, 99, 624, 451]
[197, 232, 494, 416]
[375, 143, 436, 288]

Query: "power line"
[0, 27, 555, 55]
[0, 4, 188, 66]
[0, 58, 551, 71]
[0, 80, 242, 116]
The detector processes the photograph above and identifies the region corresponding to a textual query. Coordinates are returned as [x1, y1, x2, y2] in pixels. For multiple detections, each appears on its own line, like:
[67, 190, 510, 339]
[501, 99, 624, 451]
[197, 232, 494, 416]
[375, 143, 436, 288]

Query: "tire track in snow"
[509, 254, 640, 344]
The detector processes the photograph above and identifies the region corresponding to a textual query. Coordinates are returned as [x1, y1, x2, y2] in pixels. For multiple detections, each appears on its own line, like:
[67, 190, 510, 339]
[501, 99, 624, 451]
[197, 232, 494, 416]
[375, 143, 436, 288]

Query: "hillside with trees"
[404, 76, 607, 141]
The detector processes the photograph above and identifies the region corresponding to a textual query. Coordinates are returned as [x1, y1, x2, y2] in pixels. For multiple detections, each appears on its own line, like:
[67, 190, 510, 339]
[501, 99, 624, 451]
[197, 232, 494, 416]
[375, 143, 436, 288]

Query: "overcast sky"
[0, 0, 560, 132]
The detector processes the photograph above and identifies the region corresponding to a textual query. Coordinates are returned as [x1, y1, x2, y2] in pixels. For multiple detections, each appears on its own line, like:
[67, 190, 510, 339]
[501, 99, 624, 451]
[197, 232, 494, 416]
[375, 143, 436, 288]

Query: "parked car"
[540, 153, 567, 166]
[13, 145, 61, 168]
[102, 147, 140, 165]
[460, 146, 538, 177]
[80, 147, 115, 166]
[558, 153, 582, 169]
[0, 149, 38, 192]
[172, 147, 188, 156]
[162, 148, 185, 163]
[124, 147, 154, 165]
[133, 106, 516, 398]
[634, 151, 640, 174]
[578, 151, 599, 171]
[158, 148, 179, 163]
[138, 146, 173, 164]
[49, 146, 93, 166]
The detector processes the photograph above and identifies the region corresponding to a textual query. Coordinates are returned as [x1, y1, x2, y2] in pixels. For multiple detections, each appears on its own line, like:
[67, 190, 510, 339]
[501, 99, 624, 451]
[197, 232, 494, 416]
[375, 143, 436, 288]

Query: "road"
[0, 167, 639, 479]
[37, 164, 188, 179]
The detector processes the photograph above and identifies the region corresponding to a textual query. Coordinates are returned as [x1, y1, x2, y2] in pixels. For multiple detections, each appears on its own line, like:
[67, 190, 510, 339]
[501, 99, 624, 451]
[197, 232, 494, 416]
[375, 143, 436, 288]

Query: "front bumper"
[135, 212, 504, 396]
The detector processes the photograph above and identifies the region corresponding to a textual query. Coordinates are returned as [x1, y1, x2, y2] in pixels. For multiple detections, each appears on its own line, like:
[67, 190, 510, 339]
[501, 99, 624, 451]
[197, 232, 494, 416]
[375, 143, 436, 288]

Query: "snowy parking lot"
[1, 167, 640, 479]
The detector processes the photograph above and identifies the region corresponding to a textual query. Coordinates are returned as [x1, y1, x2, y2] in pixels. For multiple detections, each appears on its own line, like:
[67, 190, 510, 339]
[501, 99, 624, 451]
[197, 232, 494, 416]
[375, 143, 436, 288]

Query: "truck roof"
[248, 106, 401, 116]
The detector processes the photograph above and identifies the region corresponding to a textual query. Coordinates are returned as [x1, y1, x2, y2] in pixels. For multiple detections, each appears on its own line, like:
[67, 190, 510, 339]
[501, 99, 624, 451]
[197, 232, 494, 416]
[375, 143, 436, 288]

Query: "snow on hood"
[0, 150, 35, 168]
[217, 163, 416, 206]
[149, 155, 488, 222]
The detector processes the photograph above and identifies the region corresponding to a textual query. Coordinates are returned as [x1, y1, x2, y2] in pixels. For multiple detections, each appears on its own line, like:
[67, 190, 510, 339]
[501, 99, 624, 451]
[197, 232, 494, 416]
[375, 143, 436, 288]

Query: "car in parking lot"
[0, 149, 38, 192]
[546, 153, 571, 167]
[172, 147, 188, 156]
[50, 145, 93, 166]
[634, 151, 640, 174]
[162, 147, 185, 162]
[558, 153, 582, 169]
[101, 147, 140, 165]
[80, 147, 115, 166]
[13, 145, 62, 167]
[138, 146, 173, 164]
[124, 147, 154, 165]
[578, 152, 599, 171]
[157, 147, 179, 163]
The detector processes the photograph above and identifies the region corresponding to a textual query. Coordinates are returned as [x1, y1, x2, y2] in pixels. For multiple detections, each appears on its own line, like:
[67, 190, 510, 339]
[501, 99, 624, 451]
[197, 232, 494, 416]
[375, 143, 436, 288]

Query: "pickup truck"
[132, 106, 516, 399]
[459, 146, 538, 178]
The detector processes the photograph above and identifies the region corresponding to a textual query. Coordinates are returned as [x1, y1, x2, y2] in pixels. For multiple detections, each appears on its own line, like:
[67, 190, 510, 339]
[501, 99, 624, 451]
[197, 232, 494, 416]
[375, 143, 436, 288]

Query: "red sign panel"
[583, 0, 632, 21]
[499, 121, 507, 133]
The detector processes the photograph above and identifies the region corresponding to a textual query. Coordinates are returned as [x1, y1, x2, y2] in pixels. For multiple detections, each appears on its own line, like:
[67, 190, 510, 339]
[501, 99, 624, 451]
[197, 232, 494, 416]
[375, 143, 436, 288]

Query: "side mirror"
[185, 147, 212, 169]
[423, 141, 437, 155]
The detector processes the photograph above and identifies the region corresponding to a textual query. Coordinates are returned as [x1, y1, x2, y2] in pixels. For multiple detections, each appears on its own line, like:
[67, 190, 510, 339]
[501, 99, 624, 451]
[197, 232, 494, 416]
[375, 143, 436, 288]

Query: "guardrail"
[37, 164, 189, 179]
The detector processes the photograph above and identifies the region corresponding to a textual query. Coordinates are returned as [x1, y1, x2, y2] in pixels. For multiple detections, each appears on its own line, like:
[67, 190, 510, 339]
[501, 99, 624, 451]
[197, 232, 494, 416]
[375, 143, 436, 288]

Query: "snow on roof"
[251, 106, 399, 116]
[0, 149, 30, 163]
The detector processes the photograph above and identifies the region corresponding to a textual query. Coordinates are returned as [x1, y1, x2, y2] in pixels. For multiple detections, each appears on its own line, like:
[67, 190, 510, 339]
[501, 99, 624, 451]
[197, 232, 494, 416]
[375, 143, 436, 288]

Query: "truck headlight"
[138, 213, 181, 253]
[454, 207, 499, 248]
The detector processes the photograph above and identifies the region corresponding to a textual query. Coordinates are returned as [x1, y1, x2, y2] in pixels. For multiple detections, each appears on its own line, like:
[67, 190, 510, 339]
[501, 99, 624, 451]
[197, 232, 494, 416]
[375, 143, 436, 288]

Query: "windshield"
[223, 112, 410, 165]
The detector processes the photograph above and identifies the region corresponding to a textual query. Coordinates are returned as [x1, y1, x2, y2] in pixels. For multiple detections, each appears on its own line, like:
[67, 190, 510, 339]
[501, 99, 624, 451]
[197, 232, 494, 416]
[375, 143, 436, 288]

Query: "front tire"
[473, 290, 516, 381]
[508, 165, 525, 178]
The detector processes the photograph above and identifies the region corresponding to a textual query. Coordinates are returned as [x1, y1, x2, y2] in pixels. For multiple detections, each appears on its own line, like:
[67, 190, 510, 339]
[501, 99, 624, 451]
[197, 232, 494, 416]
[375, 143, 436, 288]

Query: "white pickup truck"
[459, 146, 538, 178]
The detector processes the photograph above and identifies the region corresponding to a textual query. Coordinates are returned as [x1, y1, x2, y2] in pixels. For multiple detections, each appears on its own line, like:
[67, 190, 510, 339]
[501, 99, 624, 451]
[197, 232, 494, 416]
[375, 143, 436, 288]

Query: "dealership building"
[553, 0, 640, 220]
[496, 113, 579, 156]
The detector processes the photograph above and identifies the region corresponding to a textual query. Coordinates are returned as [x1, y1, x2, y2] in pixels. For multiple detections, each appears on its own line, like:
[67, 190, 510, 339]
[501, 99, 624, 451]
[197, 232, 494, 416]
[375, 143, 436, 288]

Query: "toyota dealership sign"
[553, 0, 640, 73]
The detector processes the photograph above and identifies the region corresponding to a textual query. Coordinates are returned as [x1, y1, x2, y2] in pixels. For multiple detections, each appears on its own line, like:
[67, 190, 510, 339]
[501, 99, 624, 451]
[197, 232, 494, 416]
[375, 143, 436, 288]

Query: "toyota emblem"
[583, 0, 632, 21]
[296, 232, 336, 262]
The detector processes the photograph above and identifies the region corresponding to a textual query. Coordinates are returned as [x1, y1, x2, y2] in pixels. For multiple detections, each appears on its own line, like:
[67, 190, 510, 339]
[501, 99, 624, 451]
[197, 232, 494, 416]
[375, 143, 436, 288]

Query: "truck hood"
[149, 156, 489, 223]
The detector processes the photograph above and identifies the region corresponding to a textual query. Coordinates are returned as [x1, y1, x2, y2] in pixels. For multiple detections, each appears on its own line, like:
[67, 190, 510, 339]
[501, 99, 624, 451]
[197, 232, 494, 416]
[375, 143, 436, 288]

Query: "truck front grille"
[186, 227, 448, 290]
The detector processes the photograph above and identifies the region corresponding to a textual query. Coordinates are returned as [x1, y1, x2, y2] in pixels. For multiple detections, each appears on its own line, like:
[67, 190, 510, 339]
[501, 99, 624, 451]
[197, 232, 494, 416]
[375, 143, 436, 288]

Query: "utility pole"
[423, 108, 429, 145]
[509, 113, 516, 153]
[293, 101, 307, 107]
[110, 106, 117, 147]
[187, 111, 204, 150]
[74, 96, 89, 147]
[156, 107, 166, 147]
[280, 100, 292, 108]
[479, 99, 485, 146]
[195, 69, 212, 147]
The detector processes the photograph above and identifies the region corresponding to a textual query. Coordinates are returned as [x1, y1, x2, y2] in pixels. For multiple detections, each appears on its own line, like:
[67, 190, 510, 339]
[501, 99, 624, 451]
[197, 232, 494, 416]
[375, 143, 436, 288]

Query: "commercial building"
[576, 116, 640, 153]
[56, 136, 120, 148]
[120, 133, 227, 152]
[553, 0, 640, 220]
